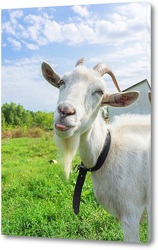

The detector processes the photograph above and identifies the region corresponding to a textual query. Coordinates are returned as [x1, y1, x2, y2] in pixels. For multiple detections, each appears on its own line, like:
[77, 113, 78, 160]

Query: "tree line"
[2, 102, 54, 130]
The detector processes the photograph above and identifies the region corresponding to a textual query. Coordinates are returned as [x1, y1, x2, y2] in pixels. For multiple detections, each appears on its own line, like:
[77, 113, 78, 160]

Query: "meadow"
[1, 131, 148, 242]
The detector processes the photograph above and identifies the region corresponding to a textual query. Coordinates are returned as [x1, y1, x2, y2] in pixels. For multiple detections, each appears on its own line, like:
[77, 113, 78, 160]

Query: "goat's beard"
[54, 133, 80, 179]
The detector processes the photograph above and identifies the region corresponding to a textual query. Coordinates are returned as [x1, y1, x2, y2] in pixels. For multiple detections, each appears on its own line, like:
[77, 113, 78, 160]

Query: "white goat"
[41, 59, 151, 243]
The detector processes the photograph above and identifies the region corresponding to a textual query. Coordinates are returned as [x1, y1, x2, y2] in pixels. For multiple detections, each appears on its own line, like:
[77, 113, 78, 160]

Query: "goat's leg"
[121, 216, 140, 243]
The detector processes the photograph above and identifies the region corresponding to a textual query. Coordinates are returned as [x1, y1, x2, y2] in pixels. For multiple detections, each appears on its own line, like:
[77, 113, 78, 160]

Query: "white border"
[0, 1, 157, 250]
[0, 0, 157, 9]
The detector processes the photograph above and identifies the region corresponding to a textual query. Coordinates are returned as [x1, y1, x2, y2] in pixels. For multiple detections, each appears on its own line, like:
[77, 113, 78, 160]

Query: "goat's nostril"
[67, 108, 76, 115]
[58, 104, 76, 116]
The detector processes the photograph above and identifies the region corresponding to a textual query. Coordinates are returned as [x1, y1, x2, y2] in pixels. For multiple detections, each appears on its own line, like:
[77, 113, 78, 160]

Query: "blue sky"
[1, 2, 151, 111]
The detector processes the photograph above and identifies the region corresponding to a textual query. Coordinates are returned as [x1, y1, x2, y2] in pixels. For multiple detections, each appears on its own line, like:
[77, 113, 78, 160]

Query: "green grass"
[1, 134, 148, 242]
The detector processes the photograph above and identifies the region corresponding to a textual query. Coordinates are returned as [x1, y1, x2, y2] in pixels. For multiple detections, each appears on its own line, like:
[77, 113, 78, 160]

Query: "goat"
[41, 59, 151, 243]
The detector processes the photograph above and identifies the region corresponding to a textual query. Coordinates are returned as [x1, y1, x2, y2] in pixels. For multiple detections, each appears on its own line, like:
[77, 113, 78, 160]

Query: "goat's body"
[79, 113, 151, 242]
[42, 59, 151, 242]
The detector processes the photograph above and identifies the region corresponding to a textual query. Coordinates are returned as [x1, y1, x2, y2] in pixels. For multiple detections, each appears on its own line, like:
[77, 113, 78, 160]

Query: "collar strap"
[73, 129, 111, 215]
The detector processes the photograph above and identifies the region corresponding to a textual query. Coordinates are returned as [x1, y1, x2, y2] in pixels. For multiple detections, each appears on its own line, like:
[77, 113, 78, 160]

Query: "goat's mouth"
[55, 123, 77, 132]
[54, 122, 78, 138]
[55, 123, 70, 131]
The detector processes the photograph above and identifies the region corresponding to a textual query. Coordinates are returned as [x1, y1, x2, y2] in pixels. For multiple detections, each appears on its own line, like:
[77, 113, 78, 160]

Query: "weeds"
[2, 126, 49, 139]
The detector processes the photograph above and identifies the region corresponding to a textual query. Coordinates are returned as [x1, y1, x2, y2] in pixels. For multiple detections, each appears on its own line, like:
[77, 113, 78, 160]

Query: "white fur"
[87, 113, 151, 243]
[42, 61, 151, 242]
[54, 133, 80, 179]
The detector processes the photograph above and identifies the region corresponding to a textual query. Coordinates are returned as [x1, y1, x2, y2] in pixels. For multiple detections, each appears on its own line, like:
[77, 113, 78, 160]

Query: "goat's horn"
[75, 58, 85, 67]
[93, 63, 121, 92]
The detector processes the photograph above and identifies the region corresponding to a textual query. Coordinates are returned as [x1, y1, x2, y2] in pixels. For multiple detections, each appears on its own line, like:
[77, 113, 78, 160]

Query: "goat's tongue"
[55, 123, 69, 131]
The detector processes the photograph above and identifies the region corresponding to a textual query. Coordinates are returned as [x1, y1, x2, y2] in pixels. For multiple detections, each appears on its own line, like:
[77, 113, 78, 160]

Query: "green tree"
[1, 102, 53, 130]
[1, 112, 6, 128]
[34, 111, 53, 129]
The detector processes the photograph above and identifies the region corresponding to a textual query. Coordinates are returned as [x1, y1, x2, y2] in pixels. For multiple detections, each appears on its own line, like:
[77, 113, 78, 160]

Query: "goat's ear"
[101, 91, 139, 107]
[41, 62, 61, 88]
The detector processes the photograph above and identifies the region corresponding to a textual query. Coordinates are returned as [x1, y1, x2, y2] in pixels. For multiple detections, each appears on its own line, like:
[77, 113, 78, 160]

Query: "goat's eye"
[58, 79, 65, 87]
[95, 89, 104, 95]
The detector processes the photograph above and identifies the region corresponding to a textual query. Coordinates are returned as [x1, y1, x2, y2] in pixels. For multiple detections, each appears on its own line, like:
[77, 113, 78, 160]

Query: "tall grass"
[2, 126, 47, 139]
[1, 133, 148, 242]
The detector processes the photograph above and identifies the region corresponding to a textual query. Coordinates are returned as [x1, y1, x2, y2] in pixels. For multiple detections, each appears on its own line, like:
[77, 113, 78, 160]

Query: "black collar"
[73, 129, 111, 215]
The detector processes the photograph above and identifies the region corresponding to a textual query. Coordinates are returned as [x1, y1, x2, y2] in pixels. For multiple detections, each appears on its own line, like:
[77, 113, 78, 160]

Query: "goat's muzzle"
[58, 103, 76, 116]
[55, 103, 76, 132]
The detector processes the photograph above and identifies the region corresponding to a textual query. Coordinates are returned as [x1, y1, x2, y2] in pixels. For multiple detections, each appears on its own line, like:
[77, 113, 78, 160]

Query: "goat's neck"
[79, 112, 108, 168]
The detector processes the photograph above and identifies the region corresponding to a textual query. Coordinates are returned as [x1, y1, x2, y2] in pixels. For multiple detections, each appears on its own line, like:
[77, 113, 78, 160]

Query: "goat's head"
[41, 58, 139, 178]
[41, 58, 139, 138]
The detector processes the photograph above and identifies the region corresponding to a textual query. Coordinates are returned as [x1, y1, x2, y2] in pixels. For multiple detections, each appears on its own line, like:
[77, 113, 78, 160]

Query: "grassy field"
[1, 133, 148, 242]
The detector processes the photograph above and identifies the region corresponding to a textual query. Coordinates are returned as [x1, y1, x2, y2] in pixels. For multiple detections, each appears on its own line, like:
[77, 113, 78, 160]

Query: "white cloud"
[24, 13, 46, 25]
[95, 19, 127, 37]
[10, 9, 23, 24]
[105, 43, 149, 62]
[8, 37, 22, 50]
[2, 43, 7, 47]
[1, 56, 59, 111]
[27, 26, 40, 40]
[72, 5, 90, 18]
[114, 2, 151, 39]
[2, 3, 150, 49]
[2, 21, 15, 35]
[43, 20, 63, 42]
[25, 43, 39, 50]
